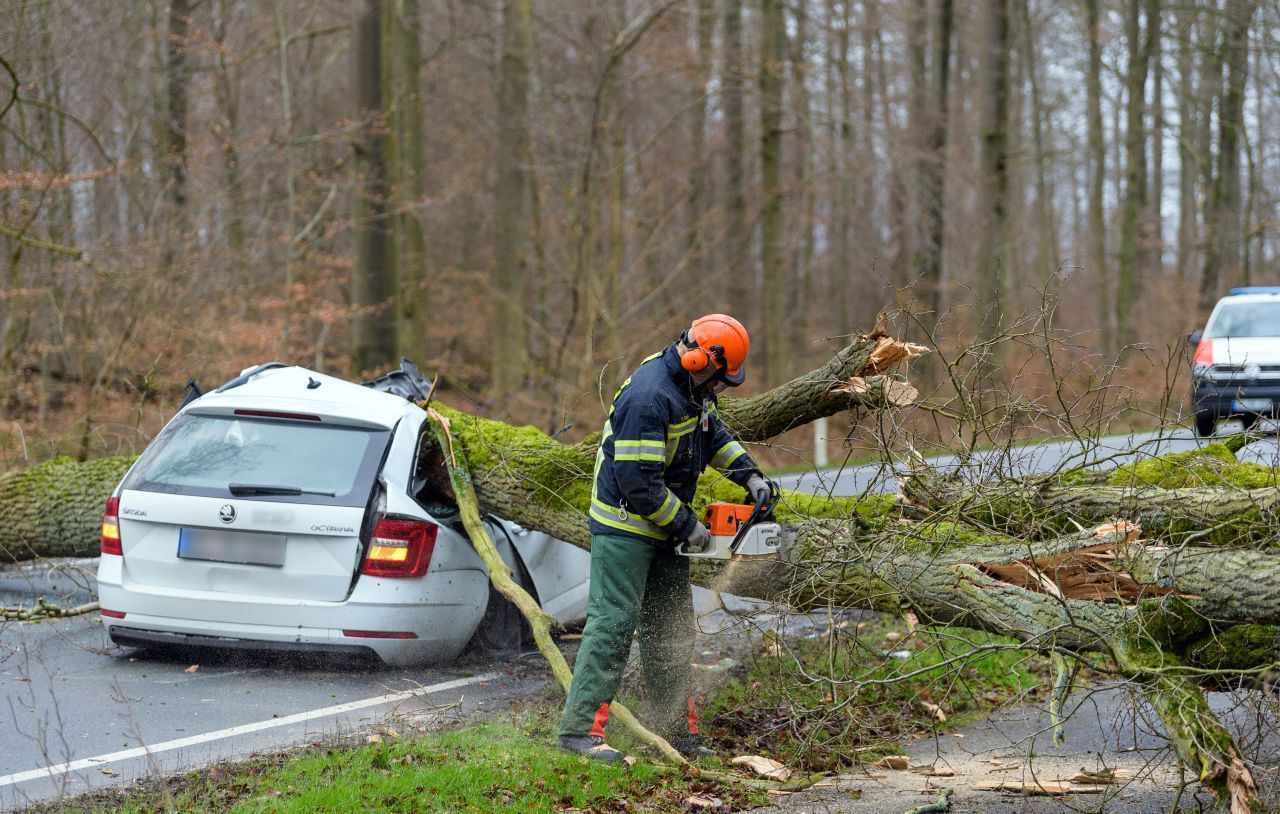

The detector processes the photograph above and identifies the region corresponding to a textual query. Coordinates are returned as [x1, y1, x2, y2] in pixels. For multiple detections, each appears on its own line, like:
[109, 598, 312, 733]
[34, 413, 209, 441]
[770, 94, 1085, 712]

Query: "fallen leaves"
[920, 701, 947, 722]
[683, 793, 722, 809]
[184, 664, 199, 673]
[98, 767, 119, 777]
[874, 755, 909, 771]
[730, 755, 791, 781]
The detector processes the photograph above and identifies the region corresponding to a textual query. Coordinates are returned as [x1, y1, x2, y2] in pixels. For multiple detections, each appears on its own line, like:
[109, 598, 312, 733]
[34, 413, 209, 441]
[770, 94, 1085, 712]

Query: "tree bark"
[915, 0, 952, 323]
[1085, 0, 1110, 352]
[492, 0, 532, 395]
[722, 0, 750, 321]
[388, 0, 429, 366]
[974, 0, 1011, 349]
[686, 0, 713, 280]
[759, 0, 787, 386]
[1200, 0, 1259, 310]
[351, 0, 398, 374]
[1116, 0, 1151, 349]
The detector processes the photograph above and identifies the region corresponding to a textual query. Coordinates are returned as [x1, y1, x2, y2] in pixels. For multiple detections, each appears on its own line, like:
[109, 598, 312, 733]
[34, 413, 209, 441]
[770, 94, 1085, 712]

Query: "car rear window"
[1206, 301, 1280, 338]
[123, 413, 392, 507]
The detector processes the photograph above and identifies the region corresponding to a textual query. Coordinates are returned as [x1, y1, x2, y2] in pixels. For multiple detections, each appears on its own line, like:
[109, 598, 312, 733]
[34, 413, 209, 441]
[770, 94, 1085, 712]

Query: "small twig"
[1, 597, 99, 621]
[902, 787, 953, 814]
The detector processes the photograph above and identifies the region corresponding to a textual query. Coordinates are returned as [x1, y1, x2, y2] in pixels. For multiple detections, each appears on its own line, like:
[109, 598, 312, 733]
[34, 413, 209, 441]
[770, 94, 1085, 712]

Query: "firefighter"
[557, 314, 774, 762]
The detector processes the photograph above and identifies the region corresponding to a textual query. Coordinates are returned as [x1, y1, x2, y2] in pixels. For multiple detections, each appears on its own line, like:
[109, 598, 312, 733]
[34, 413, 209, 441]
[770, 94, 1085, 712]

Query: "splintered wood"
[974, 523, 1169, 602]
[861, 335, 931, 375]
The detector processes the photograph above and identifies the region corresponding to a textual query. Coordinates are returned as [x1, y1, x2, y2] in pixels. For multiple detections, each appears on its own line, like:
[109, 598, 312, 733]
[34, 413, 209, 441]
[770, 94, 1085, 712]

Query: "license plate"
[177, 528, 286, 567]
[1234, 398, 1273, 412]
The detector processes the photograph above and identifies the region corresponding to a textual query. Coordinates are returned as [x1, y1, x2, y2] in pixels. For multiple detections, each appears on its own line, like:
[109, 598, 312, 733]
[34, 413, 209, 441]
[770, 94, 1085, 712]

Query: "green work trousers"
[558, 533, 696, 741]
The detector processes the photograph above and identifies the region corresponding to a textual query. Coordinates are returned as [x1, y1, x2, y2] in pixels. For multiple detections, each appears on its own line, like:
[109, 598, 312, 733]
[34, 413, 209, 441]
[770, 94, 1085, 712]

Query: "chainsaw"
[676, 481, 784, 560]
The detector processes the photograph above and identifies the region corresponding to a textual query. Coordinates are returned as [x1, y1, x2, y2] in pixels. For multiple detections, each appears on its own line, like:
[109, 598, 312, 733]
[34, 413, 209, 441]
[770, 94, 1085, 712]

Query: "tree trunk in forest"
[1175, 3, 1196, 284]
[830, 0, 853, 338]
[916, 0, 952, 324]
[722, 0, 750, 321]
[686, 0, 713, 281]
[1086, 0, 1110, 352]
[1017, 0, 1057, 284]
[788, 4, 813, 366]
[492, 0, 533, 395]
[387, 0, 429, 366]
[1200, 0, 1258, 310]
[1116, 0, 1151, 350]
[759, 0, 786, 385]
[351, 0, 398, 374]
[162, 0, 192, 253]
[212, 0, 246, 257]
[1147, 0, 1164, 283]
[974, 0, 1010, 348]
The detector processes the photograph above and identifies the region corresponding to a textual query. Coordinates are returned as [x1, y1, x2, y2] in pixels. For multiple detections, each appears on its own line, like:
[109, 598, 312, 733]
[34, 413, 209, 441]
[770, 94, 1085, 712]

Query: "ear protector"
[679, 329, 726, 374]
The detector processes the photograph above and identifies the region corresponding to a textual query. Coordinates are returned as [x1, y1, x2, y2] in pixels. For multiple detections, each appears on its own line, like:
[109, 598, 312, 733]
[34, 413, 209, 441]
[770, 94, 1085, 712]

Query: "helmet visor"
[718, 365, 746, 387]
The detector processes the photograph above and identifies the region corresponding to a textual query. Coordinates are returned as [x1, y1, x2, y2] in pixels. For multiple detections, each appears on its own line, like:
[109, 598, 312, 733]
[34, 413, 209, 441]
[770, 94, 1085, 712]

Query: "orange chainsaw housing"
[703, 502, 754, 536]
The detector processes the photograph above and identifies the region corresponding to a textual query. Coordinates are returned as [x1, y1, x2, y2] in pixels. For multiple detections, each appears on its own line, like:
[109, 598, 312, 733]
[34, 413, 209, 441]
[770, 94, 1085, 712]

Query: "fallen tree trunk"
[901, 441, 1280, 547]
[0, 329, 922, 564]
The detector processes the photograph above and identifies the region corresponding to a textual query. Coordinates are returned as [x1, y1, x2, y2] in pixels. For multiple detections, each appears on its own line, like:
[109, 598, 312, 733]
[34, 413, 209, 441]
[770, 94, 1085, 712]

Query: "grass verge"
[33, 705, 767, 814]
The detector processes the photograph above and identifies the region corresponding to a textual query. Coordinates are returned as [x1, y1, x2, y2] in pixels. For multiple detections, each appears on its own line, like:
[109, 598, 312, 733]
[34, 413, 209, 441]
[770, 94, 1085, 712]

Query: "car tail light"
[101, 497, 123, 555]
[360, 518, 437, 578]
[1193, 338, 1214, 367]
[100, 609, 126, 619]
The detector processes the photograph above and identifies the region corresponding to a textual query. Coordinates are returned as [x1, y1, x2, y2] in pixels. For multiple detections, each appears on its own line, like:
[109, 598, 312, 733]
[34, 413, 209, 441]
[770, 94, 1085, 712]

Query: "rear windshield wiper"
[228, 483, 337, 497]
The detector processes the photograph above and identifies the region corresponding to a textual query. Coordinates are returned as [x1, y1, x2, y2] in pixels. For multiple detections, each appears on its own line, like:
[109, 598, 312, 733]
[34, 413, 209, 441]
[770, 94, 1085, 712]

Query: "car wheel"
[466, 561, 534, 657]
[1195, 411, 1217, 438]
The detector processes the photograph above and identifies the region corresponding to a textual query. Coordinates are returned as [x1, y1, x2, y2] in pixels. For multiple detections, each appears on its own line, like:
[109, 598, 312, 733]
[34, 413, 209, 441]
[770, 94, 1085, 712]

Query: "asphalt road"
[2, 423, 1276, 811]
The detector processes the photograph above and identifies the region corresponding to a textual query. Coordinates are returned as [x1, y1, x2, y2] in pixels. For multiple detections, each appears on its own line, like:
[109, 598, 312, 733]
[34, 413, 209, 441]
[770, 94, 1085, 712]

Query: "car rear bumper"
[97, 559, 489, 666]
[1193, 380, 1280, 416]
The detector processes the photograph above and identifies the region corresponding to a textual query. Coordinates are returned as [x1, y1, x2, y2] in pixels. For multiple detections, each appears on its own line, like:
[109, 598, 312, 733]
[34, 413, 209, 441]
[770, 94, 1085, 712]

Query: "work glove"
[683, 522, 711, 553]
[746, 473, 773, 505]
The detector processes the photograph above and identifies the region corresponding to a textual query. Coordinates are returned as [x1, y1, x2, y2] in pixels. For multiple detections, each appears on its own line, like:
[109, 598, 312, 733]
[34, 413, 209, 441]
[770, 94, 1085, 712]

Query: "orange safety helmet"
[679, 314, 750, 386]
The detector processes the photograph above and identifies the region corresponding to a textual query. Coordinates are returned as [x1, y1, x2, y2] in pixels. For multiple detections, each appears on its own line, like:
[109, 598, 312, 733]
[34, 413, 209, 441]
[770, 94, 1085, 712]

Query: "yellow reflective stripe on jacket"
[588, 497, 669, 540]
[644, 490, 681, 526]
[711, 440, 749, 471]
[664, 416, 699, 464]
[614, 438, 665, 462]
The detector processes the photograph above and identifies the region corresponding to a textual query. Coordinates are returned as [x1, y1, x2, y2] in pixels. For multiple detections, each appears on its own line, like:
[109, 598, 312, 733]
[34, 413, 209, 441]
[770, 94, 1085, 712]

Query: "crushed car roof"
[186, 365, 424, 429]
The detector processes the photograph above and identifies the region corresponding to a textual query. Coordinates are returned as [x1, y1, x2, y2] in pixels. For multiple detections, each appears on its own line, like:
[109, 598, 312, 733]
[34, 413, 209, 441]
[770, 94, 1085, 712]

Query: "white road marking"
[0, 671, 500, 788]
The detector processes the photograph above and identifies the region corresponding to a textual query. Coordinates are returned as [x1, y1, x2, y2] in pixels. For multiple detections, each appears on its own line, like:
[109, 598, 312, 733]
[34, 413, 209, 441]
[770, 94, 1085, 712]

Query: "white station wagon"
[96, 362, 590, 666]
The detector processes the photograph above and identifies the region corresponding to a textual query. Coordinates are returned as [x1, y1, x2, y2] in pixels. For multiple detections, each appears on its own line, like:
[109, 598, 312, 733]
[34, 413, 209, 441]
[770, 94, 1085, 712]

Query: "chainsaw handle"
[729, 480, 780, 554]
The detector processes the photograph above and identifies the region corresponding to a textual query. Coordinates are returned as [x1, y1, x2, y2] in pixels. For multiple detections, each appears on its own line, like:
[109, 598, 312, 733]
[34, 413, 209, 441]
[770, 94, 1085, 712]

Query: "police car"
[1190, 288, 1280, 437]
[96, 362, 589, 666]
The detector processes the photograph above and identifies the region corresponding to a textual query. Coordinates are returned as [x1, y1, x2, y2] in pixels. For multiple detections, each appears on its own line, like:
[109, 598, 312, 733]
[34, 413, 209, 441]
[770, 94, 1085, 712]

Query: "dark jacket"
[588, 345, 760, 545]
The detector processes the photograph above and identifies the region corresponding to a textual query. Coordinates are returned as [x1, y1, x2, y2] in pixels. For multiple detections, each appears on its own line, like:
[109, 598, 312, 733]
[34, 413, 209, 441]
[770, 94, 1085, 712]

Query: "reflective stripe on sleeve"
[710, 440, 749, 471]
[645, 490, 681, 526]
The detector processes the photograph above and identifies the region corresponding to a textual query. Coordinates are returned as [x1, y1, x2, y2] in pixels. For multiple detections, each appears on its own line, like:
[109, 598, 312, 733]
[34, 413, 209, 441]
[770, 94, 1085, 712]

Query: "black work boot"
[671, 735, 716, 759]
[559, 735, 626, 763]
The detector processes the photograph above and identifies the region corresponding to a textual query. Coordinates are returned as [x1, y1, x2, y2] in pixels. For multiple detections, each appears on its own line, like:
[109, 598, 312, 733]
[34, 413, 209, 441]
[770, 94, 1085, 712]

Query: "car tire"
[1195, 411, 1217, 438]
[466, 561, 534, 657]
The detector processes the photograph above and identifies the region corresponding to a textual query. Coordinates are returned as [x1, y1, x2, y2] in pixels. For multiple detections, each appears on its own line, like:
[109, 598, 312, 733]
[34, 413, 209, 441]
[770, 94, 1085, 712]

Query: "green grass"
[703, 617, 1045, 772]
[46, 713, 766, 814]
